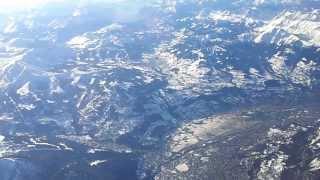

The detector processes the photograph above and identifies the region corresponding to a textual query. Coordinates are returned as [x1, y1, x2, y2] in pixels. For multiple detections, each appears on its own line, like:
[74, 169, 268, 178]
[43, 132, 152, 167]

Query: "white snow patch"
[67, 36, 95, 49]
[51, 85, 63, 94]
[3, 20, 17, 33]
[73, 9, 81, 17]
[18, 104, 36, 110]
[59, 143, 73, 151]
[50, 77, 64, 94]
[89, 78, 95, 85]
[90, 160, 108, 167]
[209, 11, 251, 24]
[311, 128, 320, 145]
[310, 158, 320, 171]
[97, 23, 123, 33]
[254, 11, 320, 47]
[30, 138, 60, 149]
[257, 153, 288, 180]
[0, 135, 5, 142]
[175, 163, 189, 173]
[171, 114, 251, 152]
[0, 114, 13, 121]
[71, 76, 81, 85]
[17, 82, 31, 96]
[47, 100, 55, 104]
[291, 60, 317, 86]
[268, 53, 288, 77]
[230, 70, 247, 87]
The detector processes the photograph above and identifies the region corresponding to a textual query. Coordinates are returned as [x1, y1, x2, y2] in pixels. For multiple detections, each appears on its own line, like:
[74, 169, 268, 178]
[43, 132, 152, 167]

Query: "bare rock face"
[0, 0, 319, 180]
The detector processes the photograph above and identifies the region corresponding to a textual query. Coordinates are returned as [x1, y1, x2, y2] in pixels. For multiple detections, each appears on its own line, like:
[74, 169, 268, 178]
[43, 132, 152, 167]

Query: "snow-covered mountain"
[0, 0, 319, 180]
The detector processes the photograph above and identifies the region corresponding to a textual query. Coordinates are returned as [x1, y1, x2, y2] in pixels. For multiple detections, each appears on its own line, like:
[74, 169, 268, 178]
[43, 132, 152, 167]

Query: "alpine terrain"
[0, 0, 320, 180]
